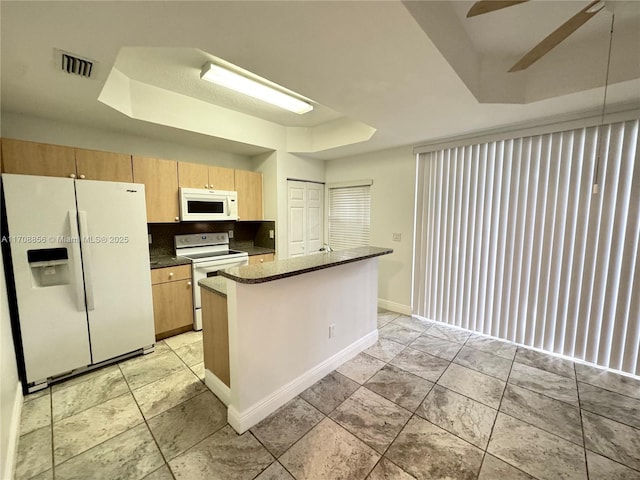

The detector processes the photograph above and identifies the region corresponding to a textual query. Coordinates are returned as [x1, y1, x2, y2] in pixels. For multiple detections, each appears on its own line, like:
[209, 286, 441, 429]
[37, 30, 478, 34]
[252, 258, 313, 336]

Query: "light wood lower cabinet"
[151, 265, 193, 340]
[202, 289, 230, 387]
[248, 253, 275, 265]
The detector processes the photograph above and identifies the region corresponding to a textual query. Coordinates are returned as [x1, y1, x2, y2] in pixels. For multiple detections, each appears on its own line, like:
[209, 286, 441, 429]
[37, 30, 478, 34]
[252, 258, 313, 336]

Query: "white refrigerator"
[2, 174, 155, 392]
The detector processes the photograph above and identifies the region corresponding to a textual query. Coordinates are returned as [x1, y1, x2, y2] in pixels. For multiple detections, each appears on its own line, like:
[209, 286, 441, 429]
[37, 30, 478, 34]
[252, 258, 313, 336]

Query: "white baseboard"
[3, 382, 23, 480]
[227, 330, 378, 434]
[378, 299, 411, 316]
[204, 369, 231, 406]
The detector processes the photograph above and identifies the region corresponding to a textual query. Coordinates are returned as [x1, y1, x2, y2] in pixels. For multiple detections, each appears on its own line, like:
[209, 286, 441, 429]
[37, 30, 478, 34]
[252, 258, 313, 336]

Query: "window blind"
[328, 185, 371, 250]
[413, 119, 639, 376]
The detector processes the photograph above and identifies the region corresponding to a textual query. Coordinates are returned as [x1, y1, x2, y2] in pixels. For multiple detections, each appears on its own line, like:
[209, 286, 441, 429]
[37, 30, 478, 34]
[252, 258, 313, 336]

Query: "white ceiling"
[1, 1, 639, 160]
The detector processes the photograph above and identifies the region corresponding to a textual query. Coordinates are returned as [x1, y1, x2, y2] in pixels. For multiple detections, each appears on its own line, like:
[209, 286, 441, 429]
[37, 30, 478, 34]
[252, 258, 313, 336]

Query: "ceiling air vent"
[56, 49, 95, 79]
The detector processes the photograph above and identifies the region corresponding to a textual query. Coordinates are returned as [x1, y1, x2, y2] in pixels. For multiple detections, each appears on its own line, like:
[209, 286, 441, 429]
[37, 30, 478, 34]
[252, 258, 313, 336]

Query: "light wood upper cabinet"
[1, 139, 133, 183]
[235, 169, 263, 220]
[178, 162, 235, 191]
[209, 166, 235, 190]
[1, 139, 76, 178]
[178, 162, 209, 189]
[75, 148, 133, 182]
[132, 155, 180, 223]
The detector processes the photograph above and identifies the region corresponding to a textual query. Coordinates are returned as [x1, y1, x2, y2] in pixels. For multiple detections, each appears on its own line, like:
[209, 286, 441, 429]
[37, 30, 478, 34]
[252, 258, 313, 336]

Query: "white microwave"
[179, 188, 239, 222]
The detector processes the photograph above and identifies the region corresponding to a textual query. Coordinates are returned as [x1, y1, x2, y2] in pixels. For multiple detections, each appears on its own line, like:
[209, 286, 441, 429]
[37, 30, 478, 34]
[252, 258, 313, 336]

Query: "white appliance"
[179, 188, 239, 222]
[2, 174, 155, 392]
[175, 232, 248, 330]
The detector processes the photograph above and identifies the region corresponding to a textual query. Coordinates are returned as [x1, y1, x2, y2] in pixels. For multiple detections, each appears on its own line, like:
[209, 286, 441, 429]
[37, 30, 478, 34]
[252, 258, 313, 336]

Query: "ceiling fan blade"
[509, 0, 605, 72]
[466, 1, 529, 18]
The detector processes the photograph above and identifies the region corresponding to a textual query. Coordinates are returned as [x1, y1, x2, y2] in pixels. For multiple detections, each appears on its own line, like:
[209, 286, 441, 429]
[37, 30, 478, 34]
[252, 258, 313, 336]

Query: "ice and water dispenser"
[27, 248, 71, 287]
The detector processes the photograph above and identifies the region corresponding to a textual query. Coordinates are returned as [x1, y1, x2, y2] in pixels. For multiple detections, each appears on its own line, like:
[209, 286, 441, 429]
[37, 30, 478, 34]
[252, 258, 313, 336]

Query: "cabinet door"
[208, 166, 235, 190]
[151, 265, 192, 284]
[248, 253, 275, 265]
[235, 170, 263, 220]
[178, 162, 209, 189]
[1, 139, 76, 178]
[132, 156, 180, 223]
[152, 279, 193, 339]
[75, 148, 133, 182]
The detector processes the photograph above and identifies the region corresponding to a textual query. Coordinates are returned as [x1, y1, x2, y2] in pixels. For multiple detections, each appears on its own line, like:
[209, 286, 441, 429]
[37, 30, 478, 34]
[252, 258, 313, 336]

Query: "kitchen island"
[199, 246, 392, 433]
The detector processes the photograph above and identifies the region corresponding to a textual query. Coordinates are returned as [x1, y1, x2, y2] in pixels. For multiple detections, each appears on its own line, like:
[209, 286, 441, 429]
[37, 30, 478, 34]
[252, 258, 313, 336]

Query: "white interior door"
[75, 180, 155, 363]
[288, 181, 307, 257]
[306, 183, 324, 253]
[287, 180, 324, 258]
[2, 174, 91, 384]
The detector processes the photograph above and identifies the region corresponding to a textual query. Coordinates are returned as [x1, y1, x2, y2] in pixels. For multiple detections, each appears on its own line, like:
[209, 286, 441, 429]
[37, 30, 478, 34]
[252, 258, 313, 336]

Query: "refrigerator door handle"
[78, 211, 95, 311]
[68, 210, 86, 311]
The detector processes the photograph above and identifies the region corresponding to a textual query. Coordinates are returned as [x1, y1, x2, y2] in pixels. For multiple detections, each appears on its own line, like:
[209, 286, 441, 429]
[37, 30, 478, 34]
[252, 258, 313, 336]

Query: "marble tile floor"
[14, 310, 640, 480]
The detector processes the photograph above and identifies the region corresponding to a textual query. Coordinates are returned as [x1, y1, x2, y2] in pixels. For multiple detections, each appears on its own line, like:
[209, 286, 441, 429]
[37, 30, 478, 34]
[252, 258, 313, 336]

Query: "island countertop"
[215, 246, 392, 284]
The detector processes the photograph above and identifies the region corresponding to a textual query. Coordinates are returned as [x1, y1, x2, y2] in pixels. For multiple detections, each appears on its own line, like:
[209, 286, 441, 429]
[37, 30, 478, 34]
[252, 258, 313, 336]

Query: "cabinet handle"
[175, 216, 180, 222]
[169, 272, 174, 278]
[79, 174, 86, 179]
[205, 184, 209, 189]
[260, 259, 264, 263]
[187, 281, 192, 286]
[70, 173, 76, 179]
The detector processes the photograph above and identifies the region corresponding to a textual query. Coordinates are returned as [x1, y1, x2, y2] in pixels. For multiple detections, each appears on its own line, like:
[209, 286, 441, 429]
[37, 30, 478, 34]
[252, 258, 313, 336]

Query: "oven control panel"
[175, 232, 229, 248]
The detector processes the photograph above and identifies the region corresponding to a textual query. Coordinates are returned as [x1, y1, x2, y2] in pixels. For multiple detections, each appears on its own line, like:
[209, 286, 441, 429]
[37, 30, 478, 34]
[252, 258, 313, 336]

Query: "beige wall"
[1, 112, 254, 170]
[325, 145, 416, 312]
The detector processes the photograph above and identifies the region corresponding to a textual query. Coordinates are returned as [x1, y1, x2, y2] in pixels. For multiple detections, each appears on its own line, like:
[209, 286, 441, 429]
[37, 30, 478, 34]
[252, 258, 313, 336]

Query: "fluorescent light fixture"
[200, 62, 313, 114]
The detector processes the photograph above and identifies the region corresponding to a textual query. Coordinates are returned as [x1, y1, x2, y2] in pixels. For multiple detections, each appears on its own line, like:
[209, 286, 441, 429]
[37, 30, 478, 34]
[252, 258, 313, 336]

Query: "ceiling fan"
[467, 0, 608, 72]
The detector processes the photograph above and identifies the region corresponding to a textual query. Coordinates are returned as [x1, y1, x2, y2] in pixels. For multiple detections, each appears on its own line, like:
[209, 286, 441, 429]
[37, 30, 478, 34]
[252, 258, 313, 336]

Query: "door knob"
[169, 272, 174, 278]
[79, 174, 86, 179]
[187, 281, 192, 286]
[70, 173, 76, 178]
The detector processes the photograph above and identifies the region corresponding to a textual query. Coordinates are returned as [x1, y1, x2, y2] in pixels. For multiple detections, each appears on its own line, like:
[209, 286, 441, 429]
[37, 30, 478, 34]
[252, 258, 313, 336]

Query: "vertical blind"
[328, 185, 371, 250]
[414, 119, 639, 376]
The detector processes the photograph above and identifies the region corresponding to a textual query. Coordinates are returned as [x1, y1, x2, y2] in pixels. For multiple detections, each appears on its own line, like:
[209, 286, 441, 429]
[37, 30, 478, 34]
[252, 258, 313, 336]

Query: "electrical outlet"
[228, 230, 234, 239]
[329, 324, 336, 338]
[269, 229, 275, 239]
[392, 233, 402, 242]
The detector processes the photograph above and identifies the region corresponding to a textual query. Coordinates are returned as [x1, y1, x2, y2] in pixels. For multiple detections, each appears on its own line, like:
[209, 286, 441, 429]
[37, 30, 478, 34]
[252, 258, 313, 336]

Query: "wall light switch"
[392, 233, 402, 242]
[148, 234, 152, 244]
[269, 230, 275, 239]
[228, 230, 234, 239]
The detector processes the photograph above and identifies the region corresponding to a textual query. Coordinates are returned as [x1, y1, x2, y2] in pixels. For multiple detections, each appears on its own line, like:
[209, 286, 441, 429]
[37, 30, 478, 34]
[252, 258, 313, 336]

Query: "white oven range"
[175, 232, 248, 330]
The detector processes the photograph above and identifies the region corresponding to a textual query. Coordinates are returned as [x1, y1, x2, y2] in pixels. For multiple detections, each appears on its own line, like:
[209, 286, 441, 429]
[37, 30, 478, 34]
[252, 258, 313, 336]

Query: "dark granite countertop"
[241, 246, 276, 256]
[218, 246, 392, 284]
[232, 242, 276, 256]
[199, 276, 227, 297]
[149, 255, 192, 270]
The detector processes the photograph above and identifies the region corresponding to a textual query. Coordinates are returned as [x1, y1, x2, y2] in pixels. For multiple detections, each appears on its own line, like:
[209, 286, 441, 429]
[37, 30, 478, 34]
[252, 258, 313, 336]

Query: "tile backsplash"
[148, 221, 275, 257]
